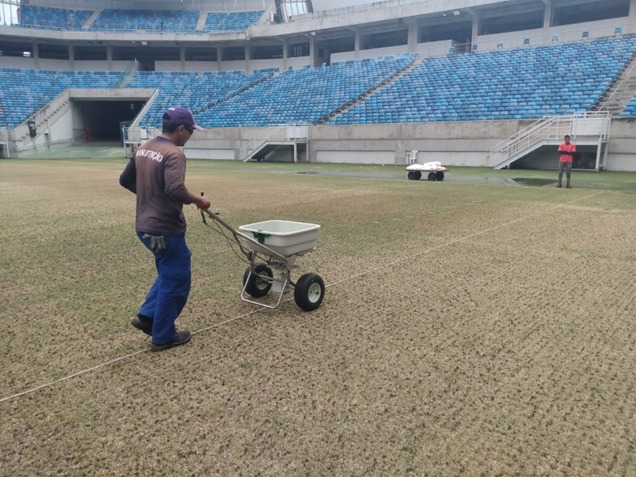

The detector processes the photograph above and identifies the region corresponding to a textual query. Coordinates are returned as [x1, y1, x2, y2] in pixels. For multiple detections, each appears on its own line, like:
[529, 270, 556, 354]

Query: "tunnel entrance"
[76, 100, 146, 142]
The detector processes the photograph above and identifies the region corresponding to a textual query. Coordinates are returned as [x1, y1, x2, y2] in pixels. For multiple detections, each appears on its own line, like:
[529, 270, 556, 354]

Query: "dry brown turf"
[1, 159, 635, 476]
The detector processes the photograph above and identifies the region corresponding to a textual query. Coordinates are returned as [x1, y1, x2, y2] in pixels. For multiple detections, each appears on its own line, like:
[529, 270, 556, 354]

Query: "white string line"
[0, 349, 148, 404]
[0, 191, 603, 404]
[0, 308, 264, 405]
[326, 190, 605, 287]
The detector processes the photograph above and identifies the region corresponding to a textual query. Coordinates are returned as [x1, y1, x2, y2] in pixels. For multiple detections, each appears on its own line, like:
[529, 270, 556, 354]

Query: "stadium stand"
[620, 93, 636, 116]
[17, 5, 93, 30]
[202, 11, 265, 32]
[14, 5, 264, 32]
[89, 9, 200, 32]
[2, 37, 635, 130]
[196, 54, 417, 127]
[0, 67, 277, 129]
[126, 69, 277, 129]
[0, 68, 123, 128]
[330, 36, 636, 124]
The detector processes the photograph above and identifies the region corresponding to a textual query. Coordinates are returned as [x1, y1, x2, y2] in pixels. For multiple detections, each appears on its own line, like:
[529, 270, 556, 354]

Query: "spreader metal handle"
[201, 207, 288, 263]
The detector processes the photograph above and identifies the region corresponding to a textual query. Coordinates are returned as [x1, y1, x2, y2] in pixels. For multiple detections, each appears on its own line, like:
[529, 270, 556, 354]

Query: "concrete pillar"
[31, 42, 40, 69]
[68, 45, 74, 70]
[245, 44, 251, 74]
[282, 41, 289, 71]
[217, 46, 222, 71]
[309, 35, 316, 67]
[354, 30, 361, 59]
[180, 46, 185, 71]
[630, 0, 636, 16]
[407, 21, 418, 52]
[106, 45, 113, 71]
[543, 1, 552, 28]
[471, 15, 479, 46]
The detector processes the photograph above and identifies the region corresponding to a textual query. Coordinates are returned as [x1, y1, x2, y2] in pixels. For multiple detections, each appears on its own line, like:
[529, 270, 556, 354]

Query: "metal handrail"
[491, 112, 611, 167]
[598, 57, 636, 111]
[241, 124, 308, 161]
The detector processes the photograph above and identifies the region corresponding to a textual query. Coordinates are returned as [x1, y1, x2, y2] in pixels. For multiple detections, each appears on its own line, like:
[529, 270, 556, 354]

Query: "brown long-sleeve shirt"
[119, 136, 195, 236]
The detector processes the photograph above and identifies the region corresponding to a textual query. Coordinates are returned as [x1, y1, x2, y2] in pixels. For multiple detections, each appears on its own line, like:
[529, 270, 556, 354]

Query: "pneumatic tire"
[243, 264, 273, 298]
[294, 273, 325, 311]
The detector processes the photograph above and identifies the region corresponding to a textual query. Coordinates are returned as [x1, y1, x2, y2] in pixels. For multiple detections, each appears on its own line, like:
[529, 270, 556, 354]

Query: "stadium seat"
[3, 36, 636, 129]
[330, 36, 636, 125]
[18, 5, 93, 30]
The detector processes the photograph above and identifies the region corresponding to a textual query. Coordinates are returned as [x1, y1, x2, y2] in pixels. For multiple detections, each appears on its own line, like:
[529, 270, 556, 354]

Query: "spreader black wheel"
[243, 264, 273, 298]
[435, 171, 445, 181]
[407, 171, 421, 181]
[294, 273, 325, 311]
[427, 172, 437, 181]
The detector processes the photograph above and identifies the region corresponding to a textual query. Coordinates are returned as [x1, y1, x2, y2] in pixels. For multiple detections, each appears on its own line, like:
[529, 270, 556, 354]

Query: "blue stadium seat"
[3, 36, 636, 129]
[330, 36, 636, 125]
[18, 5, 93, 30]
[90, 9, 199, 32]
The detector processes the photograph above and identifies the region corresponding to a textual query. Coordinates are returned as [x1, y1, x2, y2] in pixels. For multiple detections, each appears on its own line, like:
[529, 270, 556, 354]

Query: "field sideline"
[1, 158, 635, 476]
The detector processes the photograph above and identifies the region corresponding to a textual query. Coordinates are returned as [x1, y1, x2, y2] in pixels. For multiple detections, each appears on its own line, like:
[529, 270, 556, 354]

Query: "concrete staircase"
[490, 112, 611, 170]
[196, 12, 208, 31]
[241, 124, 308, 162]
[316, 55, 422, 124]
[594, 54, 636, 116]
[82, 9, 102, 30]
[11, 90, 73, 153]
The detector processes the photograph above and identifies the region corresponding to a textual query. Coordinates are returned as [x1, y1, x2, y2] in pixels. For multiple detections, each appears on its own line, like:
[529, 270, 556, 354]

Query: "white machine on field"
[406, 161, 448, 181]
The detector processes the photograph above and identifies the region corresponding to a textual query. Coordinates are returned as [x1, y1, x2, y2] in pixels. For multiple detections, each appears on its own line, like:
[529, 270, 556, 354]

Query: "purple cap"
[163, 106, 203, 131]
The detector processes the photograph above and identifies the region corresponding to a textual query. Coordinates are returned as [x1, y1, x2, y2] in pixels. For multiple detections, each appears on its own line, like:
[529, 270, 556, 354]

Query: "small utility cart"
[406, 161, 448, 181]
[202, 210, 325, 311]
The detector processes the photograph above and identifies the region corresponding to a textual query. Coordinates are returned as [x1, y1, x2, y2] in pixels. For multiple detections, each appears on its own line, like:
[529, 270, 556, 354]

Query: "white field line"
[0, 309, 264, 404]
[0, 191, 604, 404]
[327, 190, 604, 287]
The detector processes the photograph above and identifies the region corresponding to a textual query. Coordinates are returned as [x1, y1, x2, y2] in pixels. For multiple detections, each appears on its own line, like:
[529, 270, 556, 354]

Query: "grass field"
[1, 156, 636, 476]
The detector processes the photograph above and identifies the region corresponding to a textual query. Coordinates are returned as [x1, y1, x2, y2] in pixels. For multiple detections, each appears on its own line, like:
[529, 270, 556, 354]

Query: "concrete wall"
[476, 17, 635, 52]
[307, 121, 521, 166]
[184, 126, 243, 160]
[13, 107, 75, 153]
[331, 39, 452, 63]
[603, 118, 636, 171]
[0, 56, 136, 71]
[10, 97, 636, 170]
[181, 119, 636, 172]
[0, 56, 37, 69]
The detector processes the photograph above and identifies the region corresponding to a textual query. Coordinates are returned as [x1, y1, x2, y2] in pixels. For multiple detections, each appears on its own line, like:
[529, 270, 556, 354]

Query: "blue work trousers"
[137, 232, 192, 345]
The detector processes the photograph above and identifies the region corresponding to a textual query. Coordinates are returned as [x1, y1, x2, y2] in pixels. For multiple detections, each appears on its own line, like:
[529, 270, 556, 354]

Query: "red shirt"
[558, 141, 576, 163]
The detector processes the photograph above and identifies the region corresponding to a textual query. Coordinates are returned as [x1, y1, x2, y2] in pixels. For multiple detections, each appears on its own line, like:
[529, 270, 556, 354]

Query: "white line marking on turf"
[0, 350, 148, 403]
[0, 191, 604, 404]
[0, 309, 263, 404]
[327, 190, 604, 287]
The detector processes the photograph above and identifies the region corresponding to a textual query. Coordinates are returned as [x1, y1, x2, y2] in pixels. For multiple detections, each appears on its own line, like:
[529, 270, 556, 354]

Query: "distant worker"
[119, 106, 211, 351]
[557, 134, 576, 188]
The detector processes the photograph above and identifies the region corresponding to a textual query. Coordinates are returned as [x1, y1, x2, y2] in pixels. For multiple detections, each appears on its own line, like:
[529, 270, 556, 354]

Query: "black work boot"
[131, 314, 153, 336]
[151, 330, 192, 352]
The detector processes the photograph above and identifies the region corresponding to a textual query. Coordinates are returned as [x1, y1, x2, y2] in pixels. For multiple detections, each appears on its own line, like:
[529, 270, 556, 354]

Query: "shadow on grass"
[511, 177, 557, 187]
